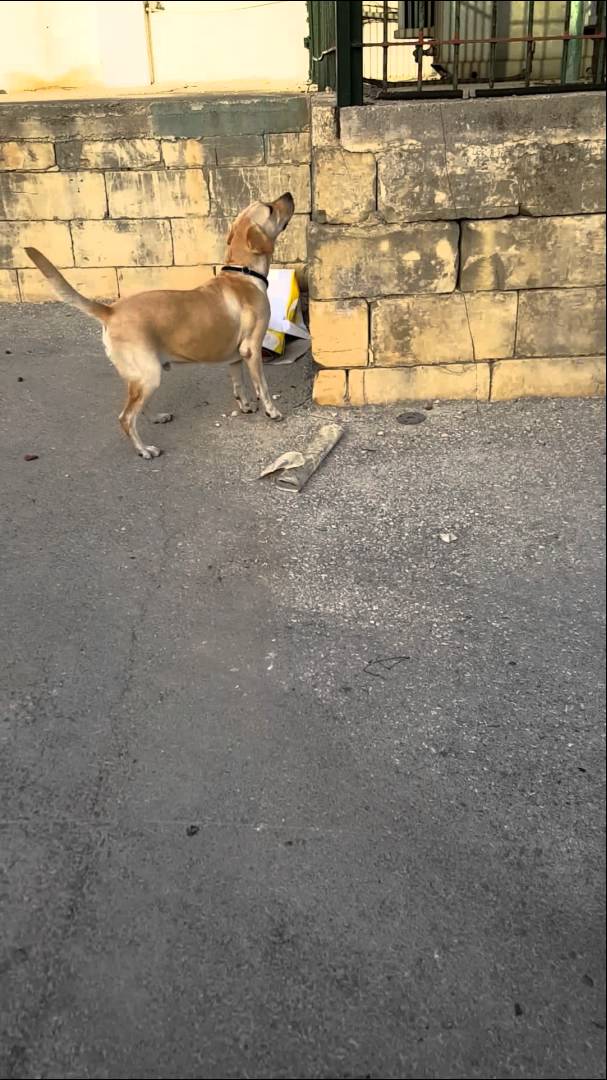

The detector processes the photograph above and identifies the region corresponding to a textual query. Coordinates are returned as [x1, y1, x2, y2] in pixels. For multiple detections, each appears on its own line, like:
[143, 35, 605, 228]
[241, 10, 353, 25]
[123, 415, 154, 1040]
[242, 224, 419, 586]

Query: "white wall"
[0, 0, 309, 94]
[147, 0, 309, 89]
[0, 2, 149, 92]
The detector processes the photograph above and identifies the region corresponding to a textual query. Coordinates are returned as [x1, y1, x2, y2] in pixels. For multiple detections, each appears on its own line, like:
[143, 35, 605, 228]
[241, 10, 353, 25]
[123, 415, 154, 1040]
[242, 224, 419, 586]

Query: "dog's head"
[225, 192, 295, 269]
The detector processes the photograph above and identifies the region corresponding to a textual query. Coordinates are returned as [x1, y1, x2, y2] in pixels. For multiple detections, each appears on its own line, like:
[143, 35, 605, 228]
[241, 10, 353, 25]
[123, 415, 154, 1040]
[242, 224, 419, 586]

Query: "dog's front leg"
[241, 345, 282, 421]
[228, 357, 257, 414]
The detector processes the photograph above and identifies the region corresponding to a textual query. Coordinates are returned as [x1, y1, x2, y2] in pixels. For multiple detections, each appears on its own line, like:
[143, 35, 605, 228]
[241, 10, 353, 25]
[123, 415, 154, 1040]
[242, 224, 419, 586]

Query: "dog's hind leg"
[118, 378, 161, 458]
[151, 351, 174, 424]
[110, 342, 163, 458]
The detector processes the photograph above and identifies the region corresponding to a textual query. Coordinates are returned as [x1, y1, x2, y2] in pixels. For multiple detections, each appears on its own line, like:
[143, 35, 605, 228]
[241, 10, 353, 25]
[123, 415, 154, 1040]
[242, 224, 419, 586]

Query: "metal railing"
[314, 0, 607, 106]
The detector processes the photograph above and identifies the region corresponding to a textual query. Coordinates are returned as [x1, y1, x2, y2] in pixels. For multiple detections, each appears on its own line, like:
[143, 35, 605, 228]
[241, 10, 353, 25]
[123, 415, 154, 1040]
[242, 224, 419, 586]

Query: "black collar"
[220, 264, 269, 287]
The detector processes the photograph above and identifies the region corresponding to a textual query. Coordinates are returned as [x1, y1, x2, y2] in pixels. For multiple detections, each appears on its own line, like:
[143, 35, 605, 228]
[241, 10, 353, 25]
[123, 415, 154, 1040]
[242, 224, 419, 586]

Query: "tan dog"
[25, 192, 295, 458]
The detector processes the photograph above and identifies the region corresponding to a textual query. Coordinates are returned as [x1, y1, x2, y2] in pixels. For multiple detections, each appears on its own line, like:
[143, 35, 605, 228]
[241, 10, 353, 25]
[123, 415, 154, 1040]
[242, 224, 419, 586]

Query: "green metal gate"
[309, 0, 606, 107]
[307, 1, 337, 91]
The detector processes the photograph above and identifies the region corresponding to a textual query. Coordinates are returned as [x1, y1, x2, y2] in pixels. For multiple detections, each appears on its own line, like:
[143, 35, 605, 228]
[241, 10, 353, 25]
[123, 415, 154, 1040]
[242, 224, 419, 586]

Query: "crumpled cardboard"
[258, 424, 344, 493]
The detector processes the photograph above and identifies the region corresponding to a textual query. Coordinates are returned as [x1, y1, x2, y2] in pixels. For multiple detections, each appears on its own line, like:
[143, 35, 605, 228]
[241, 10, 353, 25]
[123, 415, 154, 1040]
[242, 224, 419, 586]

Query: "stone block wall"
[0, 94, 310, 303]
[1, 89, 606, 404]
[309, 93, 606, 405]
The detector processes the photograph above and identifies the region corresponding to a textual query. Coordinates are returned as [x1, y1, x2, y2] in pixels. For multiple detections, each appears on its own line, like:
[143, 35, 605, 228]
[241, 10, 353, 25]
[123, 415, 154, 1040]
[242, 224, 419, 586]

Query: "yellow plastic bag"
[263, 268, 310, 358]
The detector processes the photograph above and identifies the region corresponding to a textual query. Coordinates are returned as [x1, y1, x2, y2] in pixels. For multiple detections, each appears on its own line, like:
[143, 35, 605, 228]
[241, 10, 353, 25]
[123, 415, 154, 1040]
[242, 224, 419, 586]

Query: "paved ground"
[1, 304, 605, 1080]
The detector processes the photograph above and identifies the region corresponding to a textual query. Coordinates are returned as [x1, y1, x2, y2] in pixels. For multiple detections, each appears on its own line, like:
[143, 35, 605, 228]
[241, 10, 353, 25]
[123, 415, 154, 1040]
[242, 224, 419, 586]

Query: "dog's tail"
[25, 247, 112, 323]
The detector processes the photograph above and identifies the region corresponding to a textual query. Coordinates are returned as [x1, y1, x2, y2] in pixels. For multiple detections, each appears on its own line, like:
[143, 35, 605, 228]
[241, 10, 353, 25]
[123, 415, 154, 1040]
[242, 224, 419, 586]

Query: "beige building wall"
[146, 1, 310, 90]
[0, 0, 310, 95]
[0, 2, 150, 93]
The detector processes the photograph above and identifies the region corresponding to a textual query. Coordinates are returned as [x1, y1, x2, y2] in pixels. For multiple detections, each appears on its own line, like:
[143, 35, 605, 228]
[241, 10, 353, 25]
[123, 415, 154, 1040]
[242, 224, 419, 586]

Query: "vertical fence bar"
[417, 12, 424, 92]
[524, 0, 535, 85]
[489, 0, 498, 88]
[592, 0, 605, 81]
[335, 0, 363, 107]
[561, 0, 572, 83]
[351, 0, 363, 102]
[452, 0, 461, 92]
[565, 0, 585, 82]
[382, 0, 389, 92]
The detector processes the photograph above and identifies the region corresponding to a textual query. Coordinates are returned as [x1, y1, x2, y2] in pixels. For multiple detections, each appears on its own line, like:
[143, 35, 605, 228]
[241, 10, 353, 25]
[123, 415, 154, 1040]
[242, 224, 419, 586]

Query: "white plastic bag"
[263, 268, 310, 362]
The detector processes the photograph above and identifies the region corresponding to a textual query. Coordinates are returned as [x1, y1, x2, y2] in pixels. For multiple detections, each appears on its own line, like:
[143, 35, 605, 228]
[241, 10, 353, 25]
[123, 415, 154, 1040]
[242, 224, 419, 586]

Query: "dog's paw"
[237, 399, 258, 414]
[152, 412, 173, 425]
[139, 445, 162, 459]
[266, 408, 284, 422]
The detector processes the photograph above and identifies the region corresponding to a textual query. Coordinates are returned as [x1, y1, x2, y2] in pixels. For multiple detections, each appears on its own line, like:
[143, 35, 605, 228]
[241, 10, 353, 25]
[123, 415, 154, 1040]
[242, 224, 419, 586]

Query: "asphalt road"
[1, 305, 605, 1080]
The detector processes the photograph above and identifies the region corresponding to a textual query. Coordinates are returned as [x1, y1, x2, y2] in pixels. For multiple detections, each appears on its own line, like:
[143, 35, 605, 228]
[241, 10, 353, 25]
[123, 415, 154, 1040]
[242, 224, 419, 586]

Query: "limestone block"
[520, 139, 606, 216]
[371, 292, 517, 365]
[171, 217, 229, 265]
[150, 95, 309, 139]
[313, 148, 376, 224]
[309, 299, 368, 367]
[461, 216, 606, 291]
[273, 214, 308, 263]
[378, 145, 449, 223]
[0, 141, 55, 171]
[372, 294, 470, 364]
[491, 356, 606, 400]
[378, 142, 518, 223]
[162, 140, 214, 168]
[18, 267, 118, 303]
[445, 97, 605, 217]
[465, 293, 518, 360]
[0, 100, 153, 142]
[312, 369, 347, 405]
[309, 221, 458, 299]
[378, 135, 604, 223]
[441, 92, 605, 146]
[311, 101, 338, 148]
[0, 221, 73, 267]
[106, 169, 209, 218]
[71, 220, 173, 267]
[0, 270, 20, 301]
[162, 135, 265, 169]
[0, 95, 308, 145]
[516, 288, 606, 358]
[56, 139, 160, 170]
[349, 364, 490, 405]
[208, 165, 311, 216]
[341, 93, 604, 155]
[214, 136, 265, 165]
[265, 132, 311, 164]
[0, 171, 106, 220]
[340, 101, 444, 153]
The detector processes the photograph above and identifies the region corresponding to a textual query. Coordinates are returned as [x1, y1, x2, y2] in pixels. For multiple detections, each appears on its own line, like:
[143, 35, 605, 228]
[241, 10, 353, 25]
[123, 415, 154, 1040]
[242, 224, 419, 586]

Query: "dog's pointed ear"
[246, 223, 273, 255]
